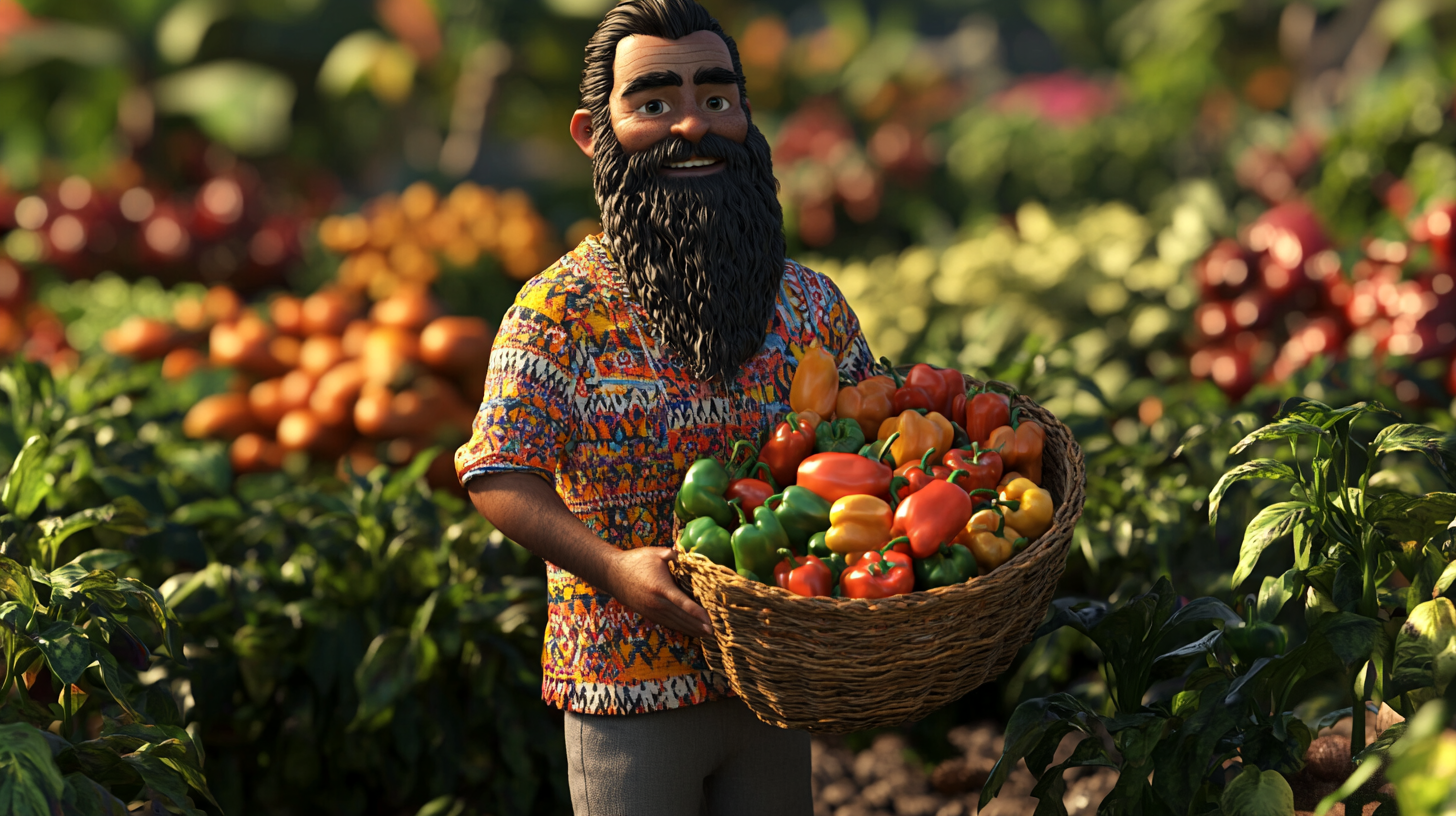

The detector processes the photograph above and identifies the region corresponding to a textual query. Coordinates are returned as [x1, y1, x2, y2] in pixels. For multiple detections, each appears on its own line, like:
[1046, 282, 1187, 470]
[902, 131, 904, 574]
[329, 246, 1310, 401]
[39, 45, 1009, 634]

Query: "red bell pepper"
[881, 357, 935, 414]
[726, 461, 778, 514]
[839, 539, 915, 599]
[965, 385, 1011, 448]
[904, 364, 950, 418]
[761, 412, 815, 488]
[891, 470, 975, 559]
[936, 367, 965, 418]
[773, 548, 833, 597]
[796, 450, 894, 504]
[891, 447, 939, 503]
[943, 443, 1003, 497]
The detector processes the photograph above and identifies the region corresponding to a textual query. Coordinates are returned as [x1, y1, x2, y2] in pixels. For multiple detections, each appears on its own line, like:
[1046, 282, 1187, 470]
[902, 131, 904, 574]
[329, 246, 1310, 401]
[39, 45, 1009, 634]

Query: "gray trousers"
[564, 698, 812, 816]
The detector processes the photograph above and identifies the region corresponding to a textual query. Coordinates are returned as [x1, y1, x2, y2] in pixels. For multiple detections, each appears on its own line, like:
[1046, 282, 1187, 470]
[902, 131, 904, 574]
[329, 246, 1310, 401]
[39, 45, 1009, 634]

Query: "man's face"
[575, 27, 786, 384]
[605, 30, 747, 166]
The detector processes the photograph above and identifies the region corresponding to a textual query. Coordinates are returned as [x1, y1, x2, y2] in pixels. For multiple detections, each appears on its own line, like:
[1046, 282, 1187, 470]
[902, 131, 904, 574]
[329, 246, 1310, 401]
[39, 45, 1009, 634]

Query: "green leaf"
[1231, 421, 1326, 455]
[1384, 701, 1456, 816]
[61, 773, 127, 816]
[163, 446, 232, 497]
[1257, 569, 1305, 624]
[168, 498, 243, 526]
[1209, 459, 1298, 526]
[353, 629, 421, 729]
[1221, 766, 1294, 816]
[0, 722, 66, 816]
[1035, 597, 1110, 639]
[1027, 737, 1116, 816]
[1317, 612, 1383, 670]
[979, 694, 1100, 809]
[1313, 755, 1381, 816]
[117, 751, 203, 816]
[1436, 559, 1456, 598]
[1234, 503, 1309, 589]
[89, 648, 142, 722]
[0, 554, 37, 609]
[35, 621, 91, 688]
[1372, 493, 1456, 547]
[63, 551, 133, 573]
[1390, 598, 1456, 696]
[1370, 424, 1456, 472]
[383, 447, 440, 503]
[2, 435, 51, 518]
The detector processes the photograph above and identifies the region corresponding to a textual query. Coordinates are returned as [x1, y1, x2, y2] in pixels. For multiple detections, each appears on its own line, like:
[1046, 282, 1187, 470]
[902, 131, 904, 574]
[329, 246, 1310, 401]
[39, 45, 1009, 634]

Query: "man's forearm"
[467, 471, 620, 589]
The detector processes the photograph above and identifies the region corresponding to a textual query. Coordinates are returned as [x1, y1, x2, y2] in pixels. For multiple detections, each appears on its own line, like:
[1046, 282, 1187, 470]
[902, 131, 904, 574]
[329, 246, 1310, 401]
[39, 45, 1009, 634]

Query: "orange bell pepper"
[835, 374, 895, 439]
[824, 493, 893, 554]
[986, 408, 1044, 485]
[790, 344, 839, 418]
[880, 409, 954, 468]
[998, 477, 1054, 541]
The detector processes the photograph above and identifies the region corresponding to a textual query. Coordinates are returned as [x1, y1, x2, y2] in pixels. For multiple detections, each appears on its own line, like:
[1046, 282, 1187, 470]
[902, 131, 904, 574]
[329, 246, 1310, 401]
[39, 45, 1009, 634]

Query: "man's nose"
[669, 108, 710, 144]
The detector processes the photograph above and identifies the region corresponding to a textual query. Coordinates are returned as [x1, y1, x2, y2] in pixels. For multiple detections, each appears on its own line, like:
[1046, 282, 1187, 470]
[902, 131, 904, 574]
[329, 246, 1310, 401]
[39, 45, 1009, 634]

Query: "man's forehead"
[612, 30, 733, 89]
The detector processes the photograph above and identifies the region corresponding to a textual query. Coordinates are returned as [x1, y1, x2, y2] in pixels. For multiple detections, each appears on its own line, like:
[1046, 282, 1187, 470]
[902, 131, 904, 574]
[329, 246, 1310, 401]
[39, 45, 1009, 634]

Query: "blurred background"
[4, 0, 1456, 814]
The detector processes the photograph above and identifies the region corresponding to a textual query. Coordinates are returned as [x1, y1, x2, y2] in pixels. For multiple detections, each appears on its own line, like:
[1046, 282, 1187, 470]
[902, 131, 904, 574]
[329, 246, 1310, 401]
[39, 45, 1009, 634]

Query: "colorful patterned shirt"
[455, 235, 875, 715]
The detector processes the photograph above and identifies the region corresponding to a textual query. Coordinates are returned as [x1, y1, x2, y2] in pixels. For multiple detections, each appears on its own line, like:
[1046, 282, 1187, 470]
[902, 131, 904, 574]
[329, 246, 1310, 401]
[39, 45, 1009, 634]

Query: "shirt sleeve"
[798, 264, 878, 382]
[454, 273, 580, 487]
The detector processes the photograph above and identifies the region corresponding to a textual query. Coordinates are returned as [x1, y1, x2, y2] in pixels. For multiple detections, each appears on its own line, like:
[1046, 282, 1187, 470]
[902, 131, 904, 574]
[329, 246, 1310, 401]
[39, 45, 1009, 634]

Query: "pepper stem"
[888, 475, 910, 509]
[877, 432, 901, 465]
[751, 461, 779, 491]
[777, 548, 800, 568]
[873, 537, 909, 576]
[945, 468, 969, 483]
[731, 498, 747, 526]
[879, 357, 905, 387]
[1009, 406, 1022, 430]
[918, 447, 936, 474]
[728, 439, 759, 477]
[764, 492, 783, 511]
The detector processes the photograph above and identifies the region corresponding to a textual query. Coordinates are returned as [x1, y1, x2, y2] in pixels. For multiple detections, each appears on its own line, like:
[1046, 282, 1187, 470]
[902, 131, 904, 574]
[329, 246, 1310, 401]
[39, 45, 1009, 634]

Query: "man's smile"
[662, 156, 724, 176]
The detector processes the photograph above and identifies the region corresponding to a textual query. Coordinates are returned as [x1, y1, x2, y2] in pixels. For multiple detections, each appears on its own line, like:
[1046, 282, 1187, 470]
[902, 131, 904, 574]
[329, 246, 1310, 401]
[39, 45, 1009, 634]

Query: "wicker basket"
[671, 379, 1085, 733]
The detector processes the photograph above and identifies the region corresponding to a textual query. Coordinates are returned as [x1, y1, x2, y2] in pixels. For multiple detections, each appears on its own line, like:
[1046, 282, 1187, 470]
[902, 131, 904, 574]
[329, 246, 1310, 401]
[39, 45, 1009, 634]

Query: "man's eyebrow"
[694, 66, 740, 86]
[620, 70, 682, 96]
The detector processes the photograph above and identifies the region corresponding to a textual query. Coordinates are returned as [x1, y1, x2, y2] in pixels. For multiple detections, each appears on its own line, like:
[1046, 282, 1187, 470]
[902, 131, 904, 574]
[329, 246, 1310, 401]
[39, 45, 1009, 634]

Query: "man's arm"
[467, 471, 712, 638]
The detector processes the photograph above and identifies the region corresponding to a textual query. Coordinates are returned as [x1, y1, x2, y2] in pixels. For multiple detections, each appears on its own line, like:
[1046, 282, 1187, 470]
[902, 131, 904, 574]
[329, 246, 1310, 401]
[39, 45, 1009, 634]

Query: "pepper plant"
[0, 361, 217, 814]
[1208, 397, 1456, 809]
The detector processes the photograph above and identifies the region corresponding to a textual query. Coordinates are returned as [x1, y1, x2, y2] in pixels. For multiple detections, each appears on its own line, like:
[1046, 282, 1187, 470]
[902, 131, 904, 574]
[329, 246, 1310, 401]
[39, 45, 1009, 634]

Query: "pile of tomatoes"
[1188, 198, 1456, 402]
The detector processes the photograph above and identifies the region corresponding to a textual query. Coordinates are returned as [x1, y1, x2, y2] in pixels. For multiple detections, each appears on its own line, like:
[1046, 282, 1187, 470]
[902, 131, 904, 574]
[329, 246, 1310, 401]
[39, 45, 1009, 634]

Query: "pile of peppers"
[673, 350, 1059, 600]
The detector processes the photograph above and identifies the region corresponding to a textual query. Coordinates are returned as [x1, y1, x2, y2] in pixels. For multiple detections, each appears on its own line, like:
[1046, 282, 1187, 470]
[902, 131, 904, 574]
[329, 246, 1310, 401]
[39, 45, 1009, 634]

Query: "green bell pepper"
[807, 531, 832, 560]
[815, 417, 866, 454]
[913, 543, 979, 590]
[676, 516, 736, 569]
[730, 501, 790, 584]
[805, 532, 848, 585]
[766, 486, 832, 553]
[676, 457, 737, 529]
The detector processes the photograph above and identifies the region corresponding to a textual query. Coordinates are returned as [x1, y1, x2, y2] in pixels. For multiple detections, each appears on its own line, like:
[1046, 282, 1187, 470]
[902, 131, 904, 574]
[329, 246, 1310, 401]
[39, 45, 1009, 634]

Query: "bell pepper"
[676, 457, 738, 529]
[797, 450, 893, 504]
[807, 531, 832, 560]
[998, 477, 1054, 540]
[965, 385, 1011, 448]
[765, 486, 832, 553]
[904, 363, 951, 418]
[882, 358, 935, 414]
[892, 470, 975, 559]
[677, 516, 736, 569]
[987, 408, 1045, 485]
[891, 448, 940, 501]
[796, 410, 824, 433]
[790, 343, 839, 418]
[958, 507, 1027, 573]
[725, 462, 777, 514]
[815, 417, 866, 454]
[839, 539, 915, 599]
[936, 367, 966, 418]
[998, 470, 1023, 488]
[773, 549, 833, 597]
[836, 374, 896, 439]
[805, 533, 849, 586]
[913, 543, 978, 590]
[824, 493, 894, 554]
[761, 412, 816, 488]
[943, 443, 1003, 497]
[730, 500, 791, 583]
[881, 410, 954, 469]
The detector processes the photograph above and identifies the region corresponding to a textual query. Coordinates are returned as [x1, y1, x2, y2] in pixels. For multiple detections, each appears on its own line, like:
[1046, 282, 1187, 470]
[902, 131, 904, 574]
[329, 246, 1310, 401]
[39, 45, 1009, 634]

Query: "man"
[456, 1, 876, 812]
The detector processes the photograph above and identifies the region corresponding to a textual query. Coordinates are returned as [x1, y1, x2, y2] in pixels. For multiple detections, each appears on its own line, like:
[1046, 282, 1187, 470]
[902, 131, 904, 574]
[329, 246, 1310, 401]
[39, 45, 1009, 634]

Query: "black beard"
[592, 124, 786, 383]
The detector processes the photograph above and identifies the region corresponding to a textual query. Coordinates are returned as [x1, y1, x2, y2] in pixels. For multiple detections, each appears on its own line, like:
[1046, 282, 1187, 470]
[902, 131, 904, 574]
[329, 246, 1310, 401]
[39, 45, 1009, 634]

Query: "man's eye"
[705, 97, 729, 112]
[638, 100, 668, 115]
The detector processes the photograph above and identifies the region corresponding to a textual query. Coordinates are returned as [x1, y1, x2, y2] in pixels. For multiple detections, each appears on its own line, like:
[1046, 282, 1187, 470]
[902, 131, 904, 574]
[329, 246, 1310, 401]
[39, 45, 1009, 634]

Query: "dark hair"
[579, 0, 747, 130]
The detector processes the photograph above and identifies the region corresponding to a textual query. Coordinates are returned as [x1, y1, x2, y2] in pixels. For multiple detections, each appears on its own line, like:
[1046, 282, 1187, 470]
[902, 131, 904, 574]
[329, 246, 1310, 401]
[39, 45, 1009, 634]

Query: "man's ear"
[570, 109, 595, 158]
[743, 96, 752, 116]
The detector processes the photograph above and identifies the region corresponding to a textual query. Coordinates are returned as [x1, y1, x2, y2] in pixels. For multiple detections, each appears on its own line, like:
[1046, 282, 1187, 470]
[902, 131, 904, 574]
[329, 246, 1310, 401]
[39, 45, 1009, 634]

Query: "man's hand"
[468, 472, 712, 638]
[603, 547, 713, 638]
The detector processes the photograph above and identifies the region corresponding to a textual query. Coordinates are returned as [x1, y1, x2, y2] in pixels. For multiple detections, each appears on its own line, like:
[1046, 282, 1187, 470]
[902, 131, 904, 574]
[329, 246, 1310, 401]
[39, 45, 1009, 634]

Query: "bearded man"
[456, 1, 876, 812]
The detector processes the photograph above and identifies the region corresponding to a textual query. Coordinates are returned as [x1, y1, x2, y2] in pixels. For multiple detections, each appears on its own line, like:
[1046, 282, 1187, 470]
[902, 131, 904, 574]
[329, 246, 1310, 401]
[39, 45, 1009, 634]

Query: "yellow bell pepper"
[825, 494, 893, 554]
[957, 507, 1025, 573]
[998, 478, 1054, 541]
[879, 409, 954, 468]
